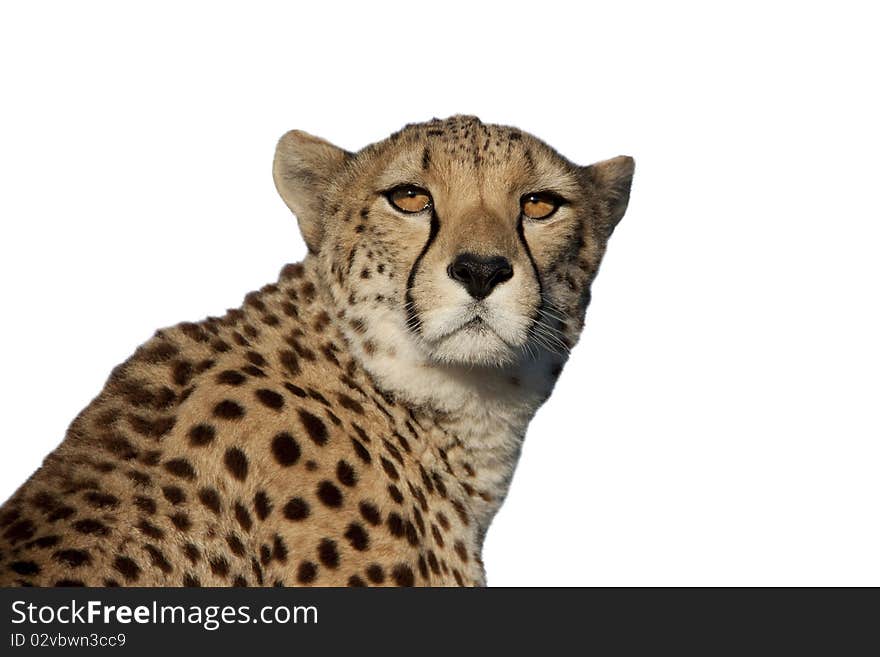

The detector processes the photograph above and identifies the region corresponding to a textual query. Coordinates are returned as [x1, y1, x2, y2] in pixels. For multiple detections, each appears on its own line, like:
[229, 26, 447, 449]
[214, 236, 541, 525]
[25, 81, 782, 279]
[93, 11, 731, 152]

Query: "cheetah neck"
[313, 256, 565, 537]
[369, 341, 561, 536]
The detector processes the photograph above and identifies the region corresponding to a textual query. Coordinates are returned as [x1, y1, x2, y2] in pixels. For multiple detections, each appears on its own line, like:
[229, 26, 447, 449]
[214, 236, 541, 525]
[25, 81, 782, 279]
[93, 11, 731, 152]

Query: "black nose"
[447, 253, 514, 300]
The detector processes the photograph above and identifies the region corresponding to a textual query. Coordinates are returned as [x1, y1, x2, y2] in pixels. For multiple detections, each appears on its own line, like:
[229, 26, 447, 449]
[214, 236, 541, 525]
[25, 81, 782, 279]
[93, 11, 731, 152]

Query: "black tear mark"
[404, 210, 441, 334]
[516, 216, 545, 336]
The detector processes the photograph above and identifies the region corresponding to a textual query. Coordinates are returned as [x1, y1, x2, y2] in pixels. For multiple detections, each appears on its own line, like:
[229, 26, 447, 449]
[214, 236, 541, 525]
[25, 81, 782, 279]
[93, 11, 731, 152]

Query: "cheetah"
[0, 116, 633, 587]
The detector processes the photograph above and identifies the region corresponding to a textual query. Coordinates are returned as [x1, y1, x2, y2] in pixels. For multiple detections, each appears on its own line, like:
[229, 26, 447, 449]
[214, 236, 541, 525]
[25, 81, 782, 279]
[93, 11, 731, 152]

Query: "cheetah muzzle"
[0, 116, 633, 587]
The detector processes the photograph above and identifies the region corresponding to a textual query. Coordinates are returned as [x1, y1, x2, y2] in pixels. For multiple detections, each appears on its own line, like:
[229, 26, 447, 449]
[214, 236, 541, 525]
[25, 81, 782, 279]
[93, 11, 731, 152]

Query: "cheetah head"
[273, 116, 633, 377]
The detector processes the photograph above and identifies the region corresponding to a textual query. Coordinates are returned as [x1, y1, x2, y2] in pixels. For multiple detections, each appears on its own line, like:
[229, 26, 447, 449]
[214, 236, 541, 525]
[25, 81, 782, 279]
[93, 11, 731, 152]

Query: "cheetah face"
[273, 116, 633, 369]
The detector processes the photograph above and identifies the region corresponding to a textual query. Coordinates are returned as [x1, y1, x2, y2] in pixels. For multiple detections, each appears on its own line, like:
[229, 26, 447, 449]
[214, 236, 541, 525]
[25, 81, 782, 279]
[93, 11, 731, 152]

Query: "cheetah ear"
[273, 130, 352, 253]
[583, 155, 635, 238]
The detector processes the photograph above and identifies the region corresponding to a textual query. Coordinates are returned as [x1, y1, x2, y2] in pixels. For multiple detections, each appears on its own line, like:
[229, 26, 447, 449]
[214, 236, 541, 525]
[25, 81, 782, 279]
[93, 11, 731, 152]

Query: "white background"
[1, 2, 877, 586]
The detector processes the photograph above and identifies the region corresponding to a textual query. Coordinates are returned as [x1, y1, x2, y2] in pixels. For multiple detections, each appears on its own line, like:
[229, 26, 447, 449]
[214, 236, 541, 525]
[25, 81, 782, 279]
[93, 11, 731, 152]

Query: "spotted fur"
[0, 116, 633, 586]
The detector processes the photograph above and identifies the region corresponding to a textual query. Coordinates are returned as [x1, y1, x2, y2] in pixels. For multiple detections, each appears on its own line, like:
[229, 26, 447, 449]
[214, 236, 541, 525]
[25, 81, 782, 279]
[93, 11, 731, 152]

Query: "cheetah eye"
[521, 192, 565, 220]
[385, 185, 432, 214]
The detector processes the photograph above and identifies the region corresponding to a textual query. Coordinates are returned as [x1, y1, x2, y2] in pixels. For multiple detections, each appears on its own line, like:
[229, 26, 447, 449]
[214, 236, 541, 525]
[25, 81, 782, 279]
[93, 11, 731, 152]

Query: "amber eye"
[521, 192, 564, 220]
[386, 185, 432, 214]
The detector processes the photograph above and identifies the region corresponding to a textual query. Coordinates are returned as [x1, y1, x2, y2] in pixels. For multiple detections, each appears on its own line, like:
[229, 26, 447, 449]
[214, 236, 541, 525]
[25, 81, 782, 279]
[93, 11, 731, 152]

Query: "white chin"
[427, 325, 518, 367]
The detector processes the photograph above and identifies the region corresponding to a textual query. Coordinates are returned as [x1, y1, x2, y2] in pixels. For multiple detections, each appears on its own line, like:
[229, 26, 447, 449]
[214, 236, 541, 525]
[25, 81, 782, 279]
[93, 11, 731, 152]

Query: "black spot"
[164, 458, 196, 480]
[54, 549, 91, 567]
[432, 472, 448, 498]
[172, 360, 193, 386]
[214, 400, 245, 420]
[324, 409, 342, 427]
[234, 503, 253, 532]
[273, 535, 288, 563]
[350, 438, 372, 465]
[281, 263, 305, 279]
[144, 545, 173, 573]
[83, 491, 119, 509]
[9, 561, 40, 576]
[211, 339, 231, 353]
[308, 388, 331, 406]
[245, 292, 266, 311]
[283, 498, 310, 521]
[188, 424, 216, 446]
[392, 564, 415, 587]
[254, 491, 272, 520]
[387, 512, 405, 537]
[28, 535, 60, 549]
[140, 450, 162, 466]
[437, 512, 450, 530]
[298, 409, 328, 445]
[169, 512, 191, 531]
[405, 520, 419, 546]
[162, 486, 186, 505]
[72, 519, 109, 535]
[271, 432, 301, 466]
[1, 513, 27, 535]
[137, 519, 165, 540]
[128, 414, 176, 439]
[344, 523, 369, 551]
[359, 501, 381, 526]
[251, 557, 264, 585]
[279, 349, 301, 376]
[317, 481, 343, 508]
[383, 438, 404, 463]
[336, 460, 357, 487]
[297, 561, 317, 583]
[210, 557, 230, 577]
[285, 382, 308, 398]
[387, 485, 404, 504]
[198, 488, 222, 515]
[256, 388, 285, 410]
[217, 370, 247, 386]
[183, 543, 201, 564]
[179, 322, 209, 342]
[224, 448, 249, 481]
[431, 524, 444, 547]
[46, 507, 75, 522]
[317, 538, 339, 568]
[381, 457, 399, 480]
[226, 533, 246, 557]
[138, 341, 179, 363]
[101, 435, 137, 461]
[452, 498, 470, 526]
[413, 506, 426, 535]
[366, 564, 384, 583]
